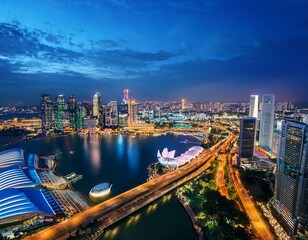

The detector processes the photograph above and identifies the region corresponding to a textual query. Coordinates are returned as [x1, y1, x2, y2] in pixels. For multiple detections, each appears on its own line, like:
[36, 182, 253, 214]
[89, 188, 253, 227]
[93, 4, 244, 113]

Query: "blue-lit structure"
[0, 165, 36, 191]
[0, 148, 64, 224]
[0, 148, 24, 168]
[0, 188, 62, 224]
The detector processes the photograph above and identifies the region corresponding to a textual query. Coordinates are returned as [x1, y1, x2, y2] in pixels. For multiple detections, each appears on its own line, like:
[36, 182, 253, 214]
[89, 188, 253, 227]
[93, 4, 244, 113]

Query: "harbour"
[18, 133, 199, 240]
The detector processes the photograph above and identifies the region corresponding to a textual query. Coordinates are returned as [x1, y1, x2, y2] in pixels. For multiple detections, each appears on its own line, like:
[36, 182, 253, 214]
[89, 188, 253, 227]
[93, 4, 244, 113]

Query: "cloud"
[0, 21, 183, 80]
[130, 37, 308, 101]
[91, 39, 121, 49]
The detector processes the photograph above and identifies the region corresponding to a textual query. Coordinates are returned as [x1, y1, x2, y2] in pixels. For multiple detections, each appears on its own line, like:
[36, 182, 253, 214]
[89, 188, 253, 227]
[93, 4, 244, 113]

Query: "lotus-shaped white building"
[157, 146, 203, 169]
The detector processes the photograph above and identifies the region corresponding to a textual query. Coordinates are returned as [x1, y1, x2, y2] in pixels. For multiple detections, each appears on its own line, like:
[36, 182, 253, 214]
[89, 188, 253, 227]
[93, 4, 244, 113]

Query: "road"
[23, 132, 234, 240]
[216, 154, 229, 199]
[228, 154, 274, 240]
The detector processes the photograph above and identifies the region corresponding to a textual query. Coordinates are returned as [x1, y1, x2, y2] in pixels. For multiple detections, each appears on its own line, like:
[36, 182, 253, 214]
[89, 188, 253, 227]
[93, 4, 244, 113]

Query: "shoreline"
[0, 131, 73, 150]
[177, 193, 203, 240]
[0, 127, 205, 150]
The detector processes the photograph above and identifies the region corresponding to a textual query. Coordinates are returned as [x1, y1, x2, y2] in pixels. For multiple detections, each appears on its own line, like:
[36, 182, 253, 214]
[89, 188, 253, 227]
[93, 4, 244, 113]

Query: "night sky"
[0, 0, 307, 105]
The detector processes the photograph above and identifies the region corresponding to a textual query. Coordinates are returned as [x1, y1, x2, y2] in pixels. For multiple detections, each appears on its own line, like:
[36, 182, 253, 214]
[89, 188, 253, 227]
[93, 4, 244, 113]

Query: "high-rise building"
[127, 99, 138, 127]
[40, 94, 54, 131]
[119, 90, 129, 127]
[69, 95, 77, 129]
[249, 95, 259, 119]
[123, 89, 129, 103]
[181, 99, 185, 110]
[54, 95, 66, 131]
[93, 92, 101, 117]
[271, 131, 280, 156]
[259, 94, 275, 149]
[238, 117, 257, 164]
[272, 121, 308, 237]
[83, 116, 97, 133]
[104, 101, 119, 127]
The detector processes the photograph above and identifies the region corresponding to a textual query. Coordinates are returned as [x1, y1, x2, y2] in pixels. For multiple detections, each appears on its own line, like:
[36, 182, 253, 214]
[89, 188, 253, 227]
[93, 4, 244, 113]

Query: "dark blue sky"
[0, 0, 307, 105]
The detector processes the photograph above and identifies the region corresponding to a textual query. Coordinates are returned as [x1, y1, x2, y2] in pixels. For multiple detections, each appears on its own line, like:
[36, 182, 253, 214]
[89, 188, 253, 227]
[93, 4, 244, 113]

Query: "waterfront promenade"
[23, 132, 234, 240]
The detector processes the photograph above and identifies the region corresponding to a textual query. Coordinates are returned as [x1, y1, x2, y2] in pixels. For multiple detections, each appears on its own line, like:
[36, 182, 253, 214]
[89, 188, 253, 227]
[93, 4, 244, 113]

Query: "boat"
[89, 182, 112, 198]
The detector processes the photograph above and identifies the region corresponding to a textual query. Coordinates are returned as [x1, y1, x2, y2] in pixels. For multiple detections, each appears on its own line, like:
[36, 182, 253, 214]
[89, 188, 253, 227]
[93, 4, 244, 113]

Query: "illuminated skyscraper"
[272, 121, 308, 237]
[181, 99, 185, 110]
[68, 95, 77, 129]
[259, 94, 275, 149]
[93, 92, 101, 117]
[40, 94, 54, 131]
[127, 99, 138, 127]
[238, 117, 257, 164]
[104, 101, 119, 127]
[249, 95, 259, 118]
[123, 89, 129, 103]
[55, 95, 66, 131]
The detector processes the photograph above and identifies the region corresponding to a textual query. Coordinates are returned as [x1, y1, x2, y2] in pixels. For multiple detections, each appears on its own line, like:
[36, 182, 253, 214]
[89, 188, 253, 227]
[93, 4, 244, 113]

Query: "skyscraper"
[249, 95, 259, 118]
[127, 99, 138, 127]
[40, 94, 54, 131]
[104, 101, 119, 127]
[259, 94, 275, 149]
[272, 121, 308, 237]
[181, 99, 185, 110]
[123, 89, 129, 103]
[55, 95, 66, 131]
[93, 92, 101, 117]
[238, 117, 257, 164]
[69, 95, 77, 129]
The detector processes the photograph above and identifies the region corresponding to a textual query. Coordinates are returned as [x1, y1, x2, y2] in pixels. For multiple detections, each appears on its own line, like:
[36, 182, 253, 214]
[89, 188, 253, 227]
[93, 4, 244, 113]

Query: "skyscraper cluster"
[40, 90, 139, 133]
[238, 94, 275, 162]
[239, 93, 307, 238]
[40, 94, 86, 132]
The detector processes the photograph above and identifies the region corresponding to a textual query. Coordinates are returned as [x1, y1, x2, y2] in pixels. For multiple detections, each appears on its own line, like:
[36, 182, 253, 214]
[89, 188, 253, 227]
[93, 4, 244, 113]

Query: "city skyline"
[0, 0, 308, 105]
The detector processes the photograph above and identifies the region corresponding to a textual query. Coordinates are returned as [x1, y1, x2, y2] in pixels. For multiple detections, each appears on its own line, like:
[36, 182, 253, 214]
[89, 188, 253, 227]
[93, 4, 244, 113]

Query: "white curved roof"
[91, 183, 111, 193]
[0, 148, 24, 168]
[157, 146, 203, 169]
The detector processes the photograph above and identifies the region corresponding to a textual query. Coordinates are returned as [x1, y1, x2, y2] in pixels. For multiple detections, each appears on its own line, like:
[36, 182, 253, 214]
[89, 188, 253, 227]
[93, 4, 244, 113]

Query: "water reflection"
[127, 138, 140, 174]
[89, 135, 101, 174]
[82, 135, 89, 162]
[82, 135, 101, 175]
[116, 135, 124, 161]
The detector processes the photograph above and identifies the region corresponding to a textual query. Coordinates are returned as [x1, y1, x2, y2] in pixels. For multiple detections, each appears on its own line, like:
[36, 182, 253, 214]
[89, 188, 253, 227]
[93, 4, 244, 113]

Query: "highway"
[23, 131, 234, 240]
[228, 153, 274, 240]
[216, 154, 229, 199]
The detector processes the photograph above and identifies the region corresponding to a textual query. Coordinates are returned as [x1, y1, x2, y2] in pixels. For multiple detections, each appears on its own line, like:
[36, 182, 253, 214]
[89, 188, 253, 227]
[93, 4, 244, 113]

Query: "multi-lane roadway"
[228, 153, 274, 240]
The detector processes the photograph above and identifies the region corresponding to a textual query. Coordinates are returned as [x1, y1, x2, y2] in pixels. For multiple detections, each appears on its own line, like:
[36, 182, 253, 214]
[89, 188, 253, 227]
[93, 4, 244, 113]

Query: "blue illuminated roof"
[0, 148, 63, 223]
[0, 165, 36, 191]
[0, 148, 24, 168]
[0, 188, 63, 222]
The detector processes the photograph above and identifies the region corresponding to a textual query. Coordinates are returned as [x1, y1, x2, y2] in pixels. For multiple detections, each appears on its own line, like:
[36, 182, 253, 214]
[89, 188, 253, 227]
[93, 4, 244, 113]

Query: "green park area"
[178, 158, 255, 240]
